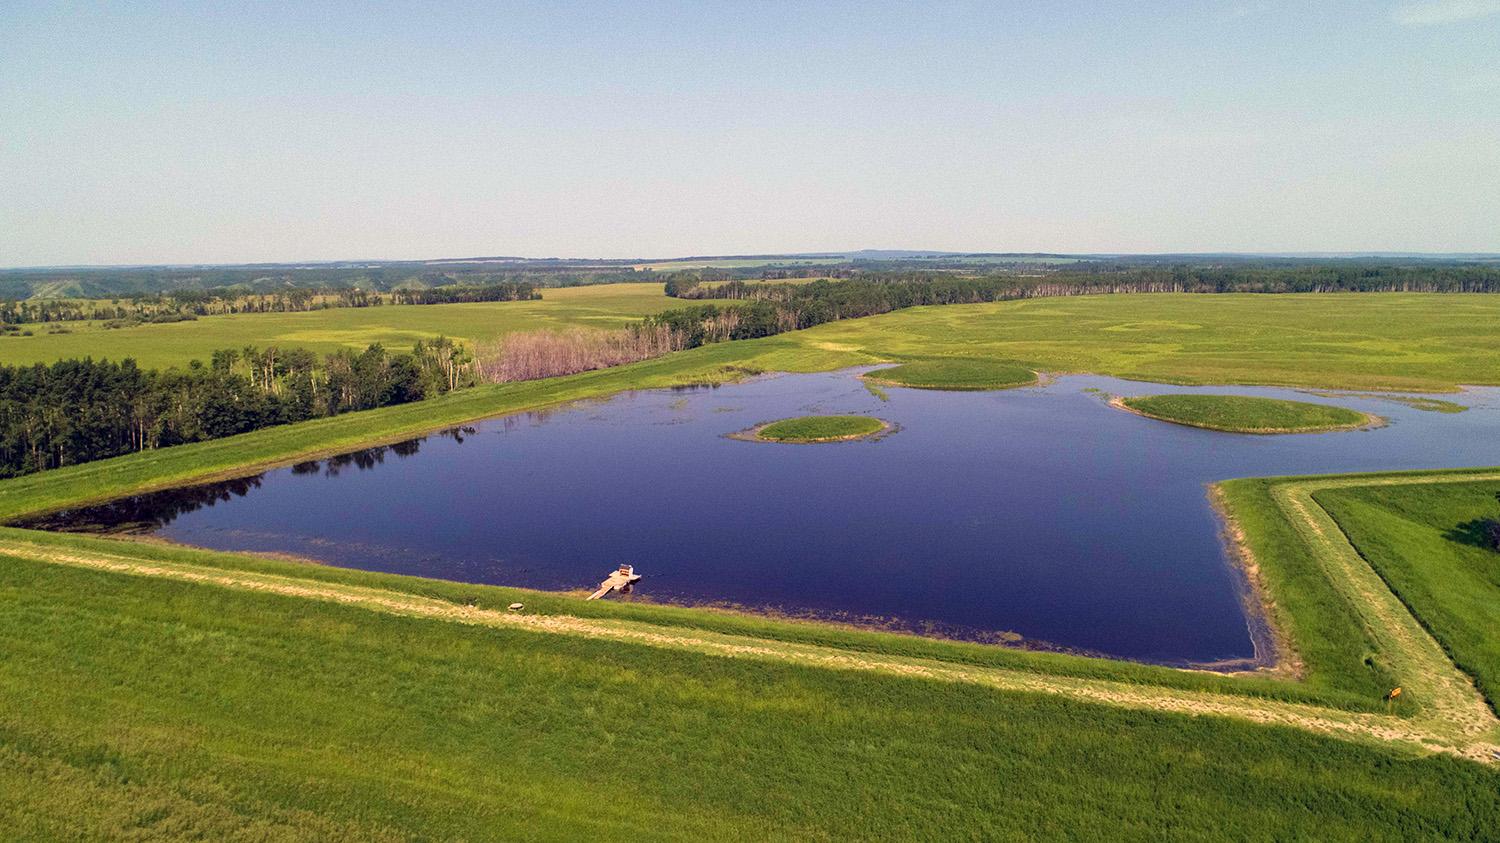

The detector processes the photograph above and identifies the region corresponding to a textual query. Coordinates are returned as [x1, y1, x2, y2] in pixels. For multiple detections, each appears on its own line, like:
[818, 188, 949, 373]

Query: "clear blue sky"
[2, 1, 1497, 265]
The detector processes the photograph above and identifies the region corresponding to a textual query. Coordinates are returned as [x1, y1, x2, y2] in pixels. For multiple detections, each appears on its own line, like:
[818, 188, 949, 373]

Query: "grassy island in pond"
[865, 359, 1036, 390]
[754, 415, 888, 443]
[1117, 394, 1378, 434]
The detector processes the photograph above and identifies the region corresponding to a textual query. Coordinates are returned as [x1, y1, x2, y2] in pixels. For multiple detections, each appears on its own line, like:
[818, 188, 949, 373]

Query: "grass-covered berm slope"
[1318, 480, 1500, 711]
[1118, 394, 1376, 433]
[0, 532, 1497, 840]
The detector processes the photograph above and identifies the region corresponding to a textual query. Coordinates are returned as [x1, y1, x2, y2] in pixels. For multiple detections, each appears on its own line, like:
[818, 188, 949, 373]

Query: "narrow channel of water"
[21, 369, 1500, 665]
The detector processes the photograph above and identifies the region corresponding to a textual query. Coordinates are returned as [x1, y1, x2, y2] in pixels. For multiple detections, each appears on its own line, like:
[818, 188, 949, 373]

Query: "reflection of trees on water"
[291, 438, 428, 477]
[23, 429, 479, 533]
[17, 474, 268, 533]
[497, 406, 567, 432]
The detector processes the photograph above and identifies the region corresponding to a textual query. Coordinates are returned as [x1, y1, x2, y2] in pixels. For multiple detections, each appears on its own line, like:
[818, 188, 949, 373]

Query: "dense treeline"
[0, 338, 472, 478]
[1, 283, 539, 328]
[651, 277, 1069, 348]
[1061, 263, 1500, 293]
[0, 262, 655, 300]
[390, 283, 538, 305]
[667, 264, 1500, 301]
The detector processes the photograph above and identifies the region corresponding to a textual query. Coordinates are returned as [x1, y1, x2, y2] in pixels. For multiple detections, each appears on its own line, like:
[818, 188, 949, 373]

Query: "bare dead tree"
[474, 325, 686, 384]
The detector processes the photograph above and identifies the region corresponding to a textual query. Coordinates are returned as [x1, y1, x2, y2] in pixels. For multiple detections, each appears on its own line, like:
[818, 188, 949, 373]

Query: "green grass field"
[757, 293, 1500, 391]
[863, 358, 1037, 390]
[0, 283, 676, 369]
[5, 552, 1495, 839]
[1119, 394, 1375, 434]
[6, 290, 1500, 393]
[1318, 480, 1500, 710]
[755, 414, 887, 442]
[4, 289, 1500, 836]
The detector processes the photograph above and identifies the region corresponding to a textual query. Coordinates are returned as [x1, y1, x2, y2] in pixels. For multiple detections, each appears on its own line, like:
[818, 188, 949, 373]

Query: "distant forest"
[1, 282, 537, 328]
[5, 253, 1496, 301]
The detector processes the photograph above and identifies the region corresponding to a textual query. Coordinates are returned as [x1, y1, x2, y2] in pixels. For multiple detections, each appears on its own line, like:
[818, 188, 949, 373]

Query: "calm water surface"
[27, 370, 1500, 665]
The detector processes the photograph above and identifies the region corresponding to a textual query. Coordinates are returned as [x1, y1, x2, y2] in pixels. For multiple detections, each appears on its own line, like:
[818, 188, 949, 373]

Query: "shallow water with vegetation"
[23, 369, 1500, 665]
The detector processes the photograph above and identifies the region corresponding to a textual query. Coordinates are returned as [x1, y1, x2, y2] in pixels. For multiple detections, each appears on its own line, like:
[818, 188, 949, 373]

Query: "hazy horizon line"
[7, 249, 1500, 272]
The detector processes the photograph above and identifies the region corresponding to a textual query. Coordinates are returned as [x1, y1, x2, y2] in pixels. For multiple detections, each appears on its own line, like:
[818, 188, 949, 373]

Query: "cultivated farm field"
[0, 283, 677, 369]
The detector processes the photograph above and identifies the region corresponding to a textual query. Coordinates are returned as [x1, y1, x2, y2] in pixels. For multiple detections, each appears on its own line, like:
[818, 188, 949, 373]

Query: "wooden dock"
[587, 564, 641, 600]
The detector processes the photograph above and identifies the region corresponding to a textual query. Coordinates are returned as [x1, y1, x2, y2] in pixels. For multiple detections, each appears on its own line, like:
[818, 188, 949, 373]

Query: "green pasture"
[5, 289, 1499, 394]
[762, 293, 1500, 392]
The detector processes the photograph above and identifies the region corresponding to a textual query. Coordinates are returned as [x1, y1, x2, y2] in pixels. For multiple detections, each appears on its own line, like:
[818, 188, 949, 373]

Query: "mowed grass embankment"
[2, 539, 1498, 839]
[1117, 394, 1377, 434]
[0, 283, 676, 368]
[1317, 480, 1500, 711]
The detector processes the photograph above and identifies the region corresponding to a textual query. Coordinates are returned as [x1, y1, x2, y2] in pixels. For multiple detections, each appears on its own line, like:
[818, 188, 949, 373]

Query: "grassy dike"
[1317, 479, 1500, 710]
[5, 550, 1496, 839]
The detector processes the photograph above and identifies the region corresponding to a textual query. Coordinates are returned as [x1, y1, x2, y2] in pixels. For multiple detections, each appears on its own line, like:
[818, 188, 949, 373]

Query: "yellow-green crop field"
[0, 283, 677, 369]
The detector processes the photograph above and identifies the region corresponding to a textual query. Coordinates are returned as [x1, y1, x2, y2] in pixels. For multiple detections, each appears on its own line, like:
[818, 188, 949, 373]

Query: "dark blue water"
[27, 370, 1500, 665]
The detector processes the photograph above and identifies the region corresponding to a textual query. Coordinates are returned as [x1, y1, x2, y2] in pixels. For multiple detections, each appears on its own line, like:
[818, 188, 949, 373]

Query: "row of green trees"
[389, 283, 538, 305]
[0, 338, 473, 478]
[1, 283, 539, 326]
[648, 277, 1034, 347]
[666, 264, 1500, 303]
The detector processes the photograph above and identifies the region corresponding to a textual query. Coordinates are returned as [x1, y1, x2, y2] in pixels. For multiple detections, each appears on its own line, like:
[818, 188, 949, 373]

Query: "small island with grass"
[1113, 394, 1381, 434]
[744, 414, 891, 443]
[864, 359, 1037, 391]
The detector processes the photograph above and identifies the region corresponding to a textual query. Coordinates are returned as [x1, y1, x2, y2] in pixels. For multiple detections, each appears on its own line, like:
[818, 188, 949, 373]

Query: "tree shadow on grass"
[1443, 518, 1500, 552]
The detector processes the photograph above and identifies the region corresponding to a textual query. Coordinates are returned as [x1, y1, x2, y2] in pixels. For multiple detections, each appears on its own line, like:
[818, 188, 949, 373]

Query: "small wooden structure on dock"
[587, 564, 641, 600]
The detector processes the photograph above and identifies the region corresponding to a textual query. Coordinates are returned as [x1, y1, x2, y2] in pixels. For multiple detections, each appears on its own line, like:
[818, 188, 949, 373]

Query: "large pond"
[22, 370, 1500, 666]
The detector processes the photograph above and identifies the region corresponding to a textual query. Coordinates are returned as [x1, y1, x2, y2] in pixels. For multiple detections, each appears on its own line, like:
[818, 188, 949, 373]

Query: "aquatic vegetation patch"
[1117, 394, 1379, 434]
[753, 415, 889, 443]
[1307, 392, 1468, 414]
[864, 359, 1036, 391]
